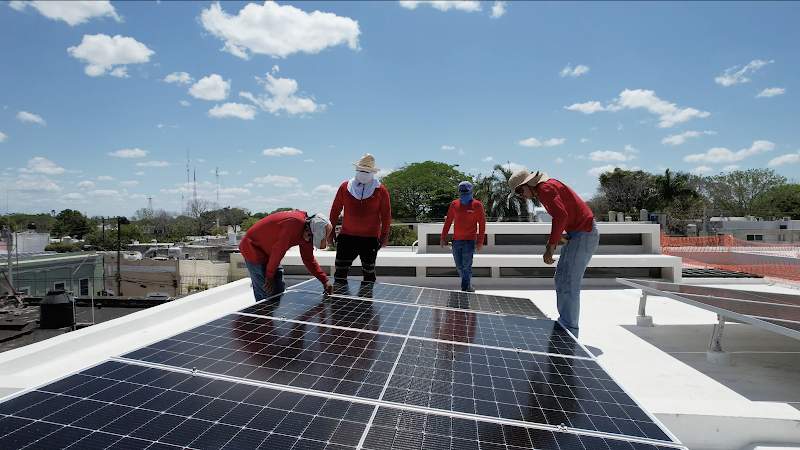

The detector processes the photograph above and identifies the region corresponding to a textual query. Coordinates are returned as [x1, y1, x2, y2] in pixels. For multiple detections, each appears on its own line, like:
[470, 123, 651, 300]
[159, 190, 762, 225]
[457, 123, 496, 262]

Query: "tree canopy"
[752, 184, 800, 219]
[703, 169, 787, 216]
[381, 161, 471, 220]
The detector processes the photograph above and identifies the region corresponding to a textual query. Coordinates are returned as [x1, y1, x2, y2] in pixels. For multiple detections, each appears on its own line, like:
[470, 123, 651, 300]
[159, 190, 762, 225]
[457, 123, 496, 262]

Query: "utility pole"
[116, 217, 121, 296]
[1, 227, 12, 291]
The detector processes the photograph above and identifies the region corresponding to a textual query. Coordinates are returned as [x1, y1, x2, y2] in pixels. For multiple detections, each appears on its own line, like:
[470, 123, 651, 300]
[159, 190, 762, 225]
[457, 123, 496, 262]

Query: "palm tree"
[654, 169, 699, 207]
[473, 164, 531, 221]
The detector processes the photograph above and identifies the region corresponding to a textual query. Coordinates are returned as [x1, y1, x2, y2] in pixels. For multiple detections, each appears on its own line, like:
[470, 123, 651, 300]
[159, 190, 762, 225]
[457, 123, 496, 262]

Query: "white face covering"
[355, 170, 374, 184]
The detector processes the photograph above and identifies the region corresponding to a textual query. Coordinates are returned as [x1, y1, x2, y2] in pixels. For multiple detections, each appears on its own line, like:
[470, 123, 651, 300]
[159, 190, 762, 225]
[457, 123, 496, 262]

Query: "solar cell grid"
[410, 307, 591, 358]
[241, 291, 419, 335]
[382, 339, 671, 442]
[122, 314, 403, 400]
[363, 407, 684, 450]
[416, 287, 545, 317]
[0, 360, 374, 450]
[630, 279, 800, 307]
[300, 279, 423, 303]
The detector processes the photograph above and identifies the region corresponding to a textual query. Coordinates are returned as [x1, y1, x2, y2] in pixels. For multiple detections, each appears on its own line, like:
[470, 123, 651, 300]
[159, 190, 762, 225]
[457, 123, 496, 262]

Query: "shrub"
[388, 225, 417, 246]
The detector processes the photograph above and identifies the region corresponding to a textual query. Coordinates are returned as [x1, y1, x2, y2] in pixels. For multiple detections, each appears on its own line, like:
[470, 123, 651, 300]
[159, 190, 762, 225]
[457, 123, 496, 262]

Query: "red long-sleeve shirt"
[238, 210, 328, 284]
[441, 199, 486, 242]
[329, 181, 392, 244]
[535, 179, 594, 246]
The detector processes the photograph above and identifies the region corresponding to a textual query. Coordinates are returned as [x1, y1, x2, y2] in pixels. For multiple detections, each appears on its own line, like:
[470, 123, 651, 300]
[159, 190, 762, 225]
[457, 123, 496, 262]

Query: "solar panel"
[0, 360, 374, 449]
[617, 278, 800, 339]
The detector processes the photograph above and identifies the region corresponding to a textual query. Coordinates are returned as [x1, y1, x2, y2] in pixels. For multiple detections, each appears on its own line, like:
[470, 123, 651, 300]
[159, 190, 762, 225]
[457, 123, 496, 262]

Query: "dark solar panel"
[364, 407, 684, 450]
[122, 314, 402, 400]
[382, 339, 671, 442]
[241, 291, 420, 335]
[299, 279, 423, 303]
[0, 360, 374, 450]
[625, 279, 800, 307]
[409, 308, 591, 358]
[416, 288, 545, 318]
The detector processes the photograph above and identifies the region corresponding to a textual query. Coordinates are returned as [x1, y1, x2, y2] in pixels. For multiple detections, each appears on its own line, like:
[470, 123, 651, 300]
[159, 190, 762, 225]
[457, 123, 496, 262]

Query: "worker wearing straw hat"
[509, 169, 598, 337]
[329, 153, 392, 283]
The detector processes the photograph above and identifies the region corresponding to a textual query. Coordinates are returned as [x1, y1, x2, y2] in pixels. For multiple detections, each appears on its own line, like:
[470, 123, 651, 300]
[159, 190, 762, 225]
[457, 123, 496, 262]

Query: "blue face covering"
[459, 192, 473, 205]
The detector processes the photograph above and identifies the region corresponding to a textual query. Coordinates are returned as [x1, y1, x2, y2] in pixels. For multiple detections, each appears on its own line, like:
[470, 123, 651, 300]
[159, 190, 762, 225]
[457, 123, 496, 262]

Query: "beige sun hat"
[354, 153, 379, 173]
[508, 169, 549, 191]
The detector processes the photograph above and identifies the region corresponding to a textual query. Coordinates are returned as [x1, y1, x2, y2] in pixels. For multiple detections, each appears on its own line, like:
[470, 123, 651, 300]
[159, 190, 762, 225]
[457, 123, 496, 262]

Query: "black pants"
[335, 234, 380, 282]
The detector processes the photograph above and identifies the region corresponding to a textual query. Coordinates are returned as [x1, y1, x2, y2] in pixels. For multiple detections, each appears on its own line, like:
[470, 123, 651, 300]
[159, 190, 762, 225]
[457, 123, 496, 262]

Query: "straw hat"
[508, 169, 549, 191]
[353, 153, 379, 173]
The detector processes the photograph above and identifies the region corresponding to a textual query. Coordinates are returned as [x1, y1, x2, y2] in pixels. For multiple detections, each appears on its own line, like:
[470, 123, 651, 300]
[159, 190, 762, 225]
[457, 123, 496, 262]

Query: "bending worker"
[509, 169, 598, 337]
[239, 210, 333, 300]
[329, 153, 392, 283]
[440, 181, 486, 292]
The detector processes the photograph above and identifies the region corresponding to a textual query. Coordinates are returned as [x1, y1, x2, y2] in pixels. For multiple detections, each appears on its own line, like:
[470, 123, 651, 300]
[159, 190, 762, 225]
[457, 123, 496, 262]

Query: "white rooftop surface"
[0, 278, 798, 449]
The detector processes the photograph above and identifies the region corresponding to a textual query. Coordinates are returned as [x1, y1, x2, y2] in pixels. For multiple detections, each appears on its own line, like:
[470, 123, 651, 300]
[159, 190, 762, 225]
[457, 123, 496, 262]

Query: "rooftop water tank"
[40, 290, 75, 329]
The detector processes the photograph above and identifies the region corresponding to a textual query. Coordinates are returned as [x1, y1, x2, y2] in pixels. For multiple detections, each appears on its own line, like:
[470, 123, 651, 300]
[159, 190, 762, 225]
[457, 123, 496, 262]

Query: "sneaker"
[462, 286, 475, 293]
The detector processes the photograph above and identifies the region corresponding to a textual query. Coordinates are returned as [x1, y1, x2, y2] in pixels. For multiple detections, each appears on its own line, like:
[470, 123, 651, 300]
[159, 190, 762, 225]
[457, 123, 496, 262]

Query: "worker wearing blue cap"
[440, 181, 486, 292]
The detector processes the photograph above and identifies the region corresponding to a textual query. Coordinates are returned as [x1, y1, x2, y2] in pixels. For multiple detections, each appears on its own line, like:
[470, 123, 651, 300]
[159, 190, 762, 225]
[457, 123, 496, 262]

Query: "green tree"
[217, 207, 250, 227]
[52, 209, 90, 238]
[473, 164, 531, 222]
[752, 184, 800, 219]
[241, 216, 260, 231]
[703, 168, 787, 216]
[0, 213, 56, 232]
[651, 169, 700, 209]
[381, 161, 471, 221]
[597, 168, 655, 213]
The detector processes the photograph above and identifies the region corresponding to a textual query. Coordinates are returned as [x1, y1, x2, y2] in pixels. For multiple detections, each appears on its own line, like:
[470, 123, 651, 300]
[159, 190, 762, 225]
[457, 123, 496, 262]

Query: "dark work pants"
[334, 234, 380, 282]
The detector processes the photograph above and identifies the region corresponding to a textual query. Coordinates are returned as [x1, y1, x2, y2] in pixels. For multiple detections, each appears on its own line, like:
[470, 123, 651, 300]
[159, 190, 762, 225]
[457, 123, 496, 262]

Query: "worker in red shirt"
[440, 181, 486, 292]
[328, 153, 392, 283]
[238, 210, 333, 300]
[509, 169, 599, 337]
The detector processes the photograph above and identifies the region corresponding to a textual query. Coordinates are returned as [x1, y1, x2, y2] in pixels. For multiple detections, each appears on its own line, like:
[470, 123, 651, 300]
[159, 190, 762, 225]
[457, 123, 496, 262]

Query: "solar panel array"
[0, 279, 687, 449]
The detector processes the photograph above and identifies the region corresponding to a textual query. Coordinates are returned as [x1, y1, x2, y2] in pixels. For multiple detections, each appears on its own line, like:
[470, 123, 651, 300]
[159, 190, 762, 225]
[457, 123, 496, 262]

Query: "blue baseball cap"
[458, 181, 473, 193]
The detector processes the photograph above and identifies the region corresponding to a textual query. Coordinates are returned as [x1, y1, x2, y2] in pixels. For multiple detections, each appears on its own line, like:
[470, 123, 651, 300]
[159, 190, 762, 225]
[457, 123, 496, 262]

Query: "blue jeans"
[452, 240, 475, 291]
[244, 260, 285, 301]
[554, 222, 599, 337]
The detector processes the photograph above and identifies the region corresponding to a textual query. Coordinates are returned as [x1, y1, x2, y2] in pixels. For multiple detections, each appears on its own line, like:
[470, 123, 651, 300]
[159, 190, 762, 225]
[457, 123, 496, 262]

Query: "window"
[54, 282, 66, 291]
[746, 234, 764, 241]
[79, 278, 90, 296]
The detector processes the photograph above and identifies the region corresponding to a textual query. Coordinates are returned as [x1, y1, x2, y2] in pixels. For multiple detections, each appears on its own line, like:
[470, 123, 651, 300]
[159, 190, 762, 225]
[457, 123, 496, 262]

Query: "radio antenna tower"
[193, 168, 198, 205]
[185, 150, 191, 213]
[215, 167, 220, 204]
[147, 196, 153, 214]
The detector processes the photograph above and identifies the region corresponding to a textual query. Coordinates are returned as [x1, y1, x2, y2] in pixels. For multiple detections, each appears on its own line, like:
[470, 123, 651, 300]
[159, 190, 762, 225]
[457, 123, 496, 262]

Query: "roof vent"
[39, 290, 75, 329]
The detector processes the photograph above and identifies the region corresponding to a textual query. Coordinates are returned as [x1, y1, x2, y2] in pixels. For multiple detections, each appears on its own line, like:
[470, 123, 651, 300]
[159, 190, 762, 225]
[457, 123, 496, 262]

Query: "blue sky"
[1, 1, 799, 217]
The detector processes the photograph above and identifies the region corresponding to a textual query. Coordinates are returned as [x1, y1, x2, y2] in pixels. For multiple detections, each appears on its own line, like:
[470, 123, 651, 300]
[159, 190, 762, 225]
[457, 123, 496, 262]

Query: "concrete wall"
[179, 259, 230, 295]
[103, 255, 179, 297]
[0, 253, 102, 297]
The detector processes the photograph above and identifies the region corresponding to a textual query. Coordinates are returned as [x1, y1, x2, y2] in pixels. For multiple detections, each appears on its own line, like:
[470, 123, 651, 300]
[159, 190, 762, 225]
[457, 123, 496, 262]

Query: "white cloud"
[253, 175, 300, 188]
[589, 150, 635, 162]
[377, 168, 395, 178]
[684, 140, 774, 164]
[179, 100, 191, 107]
[17, 111, 46, 125]
[120, 180, 139, 187]
[441, 145, 456, 150]
[134, 171, 145, 176]
[399, 1, 482, 12]
[312, 184, 338, 195]
[518, 137, 565, 148]
[108, 148, 148, 158]
[20, 157, 65, 175]
[441, 144, 464, 155]
[560, 64, 590, 78]
[691, 166, 713, 175]
[67, 34, 154, 77]
[200, 1, 360, 59]
[89, 189, 119, 197]
[189, 74, 230, 101]
[77, 180, 95, 189]
[62, 193, 85, 201]
[15, 174, 62, 192]
[263, 146, 303, 157]
[136, 160, 170, 167]
[554, 157, 564, 164]
[579, 138, 589, 143]
[715, 59, 773, 87]
[587, 164, 633, 177]
[0, 132, 6, 143]
[303, 159, 315, 163]
[97, 175, 114, 181]
[564, 101, 605, 114]
[482, 156, 494, 162]
[241, 73, 321, 115]
[208, 103, 257, 120]
[10, 1, 119, 26]
[490, 1, 506, 18]
[722, 165, 739, 172]
[756, 87, 785, 98]
[661, 130, 716, 146]
[768, 151, 800, 167]
[164, 71, 193, 85]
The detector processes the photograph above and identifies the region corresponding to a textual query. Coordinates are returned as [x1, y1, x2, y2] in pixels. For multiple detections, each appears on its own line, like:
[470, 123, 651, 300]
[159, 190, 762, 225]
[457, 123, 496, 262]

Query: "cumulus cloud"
[715, 59, 773, 87]
[179, 100, 191, 107]
[589, 150, 635, 162]
[518, 137, 565, 148]
[77, 180, 95, 189]
[253, 175, 300, 188]
[441, 145, 464, 155]
[89, 189, 119, 197]
[108, 148, 148, 158]
[756, 87, 785, 98]
[312, 184, 338, 195]
[208, 103, 257, 120]
[20, 157, 65, 175]
[399, 1, 481, 12]
[200, 1, 360, 59]
[490, 1, 506, 18]
[189, 74, 230, 101]
[587, 164, 637, 177]
[240, 72, 321, 116]
[15, 174, 62, 192]
[691, 166, 713, 175]
[120, 180, 139, 187]
[263, 147, 303, 157]
[62, 193, 85, 201]
[67, 34, 154, 77]
[164, 72, 193, 85]
[768, 151, 800, 167]
[136, 160, 170, 167]
[564, 101, 605, 114]
[97, 175, 114, 181]
[10, 1, 120, 26]
[661, 130, 716, 146]
[566, 89, 710, 128]
[684, 140, 774, 164]
[0, 131, 6, 143]
[560, 64, 590, 78]
[17, 111, 46, 125]
[554, 157, 565, 164]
